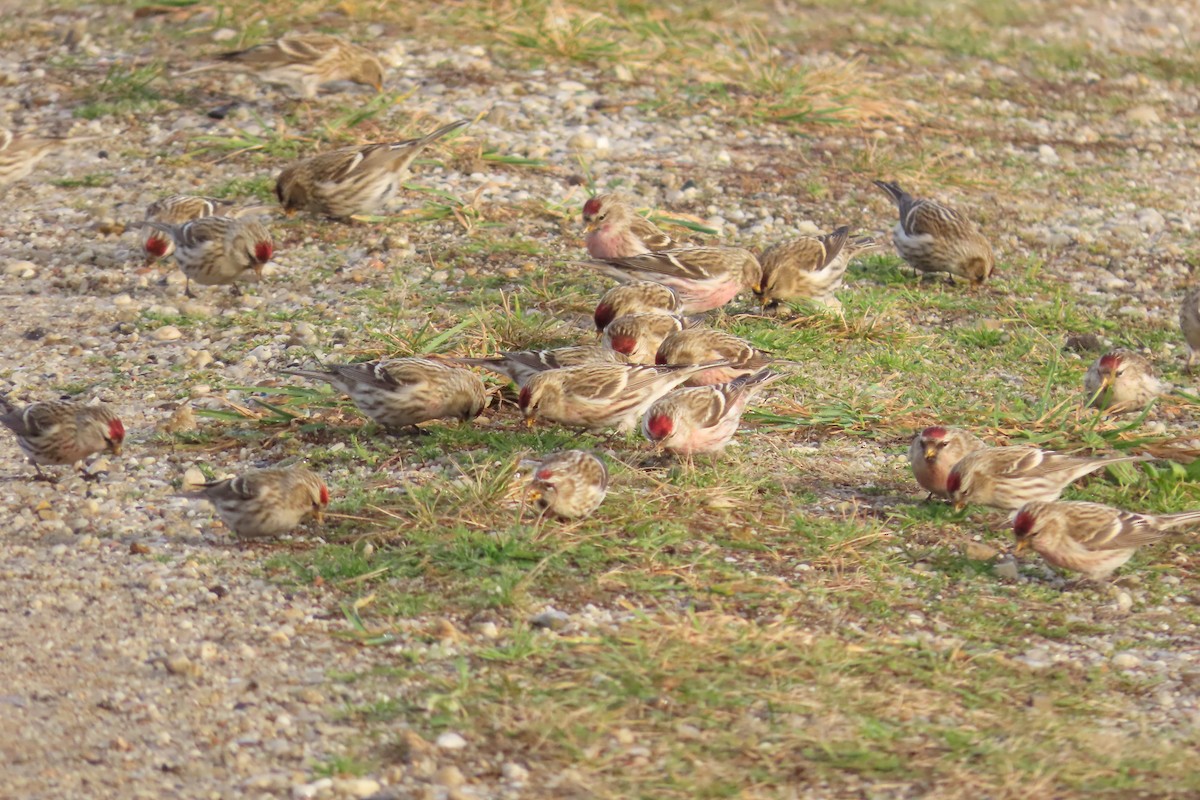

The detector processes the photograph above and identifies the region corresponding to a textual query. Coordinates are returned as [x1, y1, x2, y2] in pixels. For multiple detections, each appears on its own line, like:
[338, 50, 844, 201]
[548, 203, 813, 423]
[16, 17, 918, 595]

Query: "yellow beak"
[110, 442, 122, 457]
[584, 220, 598, 233]
[1014, 539, 1027, 555]
[953, 500, 966, 512]
[527, 488, 543, 504]
[313, 508, 324, 525]
[924, 446, 938, 461]
[524, 415, 537, 429]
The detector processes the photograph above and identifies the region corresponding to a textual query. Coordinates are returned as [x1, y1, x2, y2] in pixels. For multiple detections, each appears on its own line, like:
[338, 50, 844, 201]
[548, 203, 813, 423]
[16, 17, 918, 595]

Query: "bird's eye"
[598, 212, 607, 221]
[1115, 369, 1125, 377]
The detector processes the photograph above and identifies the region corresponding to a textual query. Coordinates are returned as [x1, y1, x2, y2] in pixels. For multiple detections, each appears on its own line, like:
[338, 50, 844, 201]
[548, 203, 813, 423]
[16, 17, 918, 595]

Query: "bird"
[582, 246, 761, 314]
[0, 127, 105, 188]
[642, 369, 783, 456]
[526, 450, 608, 519]
[1084, 349, 1164, 412]
[1180, 284, 1200, 373]
[183, 32, 384, 99]
[908, 425, 987, 499]
[281, 358, 486, 431]
[275, 119, 469, 219]
[444, 346, 628, 388]
[873, 180, 994, 284]
[583, 194, 677, 258]
[0, 396, 124, 480]
[1013, 500, 1200, 581]
[141, 216, 273, 297]
[593, 281, 683, 332]
[519, 362, 724, 433]
[601, 312, 686, 365]
[755, 226, 877, 311]
[141, 195, 237, 265]
[654, 328, 777, 386]
[192, 465, 329, 540]
[947, 446, 1150, 511]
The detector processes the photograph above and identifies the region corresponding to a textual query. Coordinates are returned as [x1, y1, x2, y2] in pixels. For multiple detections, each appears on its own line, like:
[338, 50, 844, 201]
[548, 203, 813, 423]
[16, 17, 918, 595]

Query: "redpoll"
[654, 328, 776, 386]
[275, 120, 469, 219]
[642, 369, 783, 455]
[602, 312, 685, 365]
[0, 127, 104, 187]
[583, 246, 761, 314]
[196, 33, 384, 99]
[142, 194, 236, 265]
[193, 465, 329, 540]
[756, 226, 876, 310]
[281, 358, 486, 431]
[594, 281, 682, 332]
[583, 194, 675, 258]
[519, 362, 723, 433]
[1180, 284, 1200, 372]
[447, 346, 627, 388]
[1084, 349, 1164, 412]
[0, 395, 124, 480]
[143, 216, 273, 297]
[873, 180, 994, 284]
[947, 446, 1149, 511]
[1013, 500, 1200, 581]
[527, 450, 608, 519]
[908, 425, 986, 499]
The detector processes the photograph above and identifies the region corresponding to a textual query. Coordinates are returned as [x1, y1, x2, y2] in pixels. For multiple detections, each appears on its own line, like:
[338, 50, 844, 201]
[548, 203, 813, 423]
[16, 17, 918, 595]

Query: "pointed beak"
[524, 415, 537, 429]
[584, 220, 598, 233]
[924, 446, 939, 461]
[1014, 539, 1027, 555]
[313, 508, 324, 525]
[953, 500, 966, 512]
[527, 488, 543, 504]
[110, 442, 122, 457]
[374, 81, 384, 93]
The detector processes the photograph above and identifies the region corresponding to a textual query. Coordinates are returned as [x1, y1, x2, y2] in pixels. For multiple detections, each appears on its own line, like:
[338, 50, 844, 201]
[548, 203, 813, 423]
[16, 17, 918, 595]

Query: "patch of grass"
[74, 62, 165, 119]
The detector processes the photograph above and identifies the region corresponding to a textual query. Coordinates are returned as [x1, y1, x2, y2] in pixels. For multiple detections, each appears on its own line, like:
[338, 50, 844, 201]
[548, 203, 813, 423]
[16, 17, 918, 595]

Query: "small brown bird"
[446, 346, 628, 388]
[194, 465, 329, 540]
[143, 216, 274, 297]
[756, 226, 877, 311]
[583, 194, 676, 258]
[1013, 500, 1200, 581]
[583, 246, 760, 314]
[908, 425, 986, 499]
[642, 369, 783, 456]
[1083, 349, 1164, 412]
[873, 180, 994, 284]
[594, 281, 683, 332]
[654, 328, 777, 386]
[947, 446, 1149, 511]
[0, 396, 124, 480]
[0, 127, 105, 188]
[275, 120, 469, 219]
[527, 450, 608, 519]
[520, 362, 722, 433]
[196, 32, 385, 99]
[1180, 285, 1200, 372]
[281, 358, 486, 431]
[141, 194, 236, 265]
[602, 312, 686, 365]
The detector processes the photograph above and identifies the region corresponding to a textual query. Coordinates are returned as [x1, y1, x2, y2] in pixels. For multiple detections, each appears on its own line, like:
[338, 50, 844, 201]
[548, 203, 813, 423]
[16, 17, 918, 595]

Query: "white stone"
[152, 326, 183, 342]
[1112, 652, 1140, 670]
[436, 731, 467, 750]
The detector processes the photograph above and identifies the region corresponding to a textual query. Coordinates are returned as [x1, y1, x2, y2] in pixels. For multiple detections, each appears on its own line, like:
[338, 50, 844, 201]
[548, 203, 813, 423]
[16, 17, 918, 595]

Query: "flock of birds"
[1, 31, 1199, 583]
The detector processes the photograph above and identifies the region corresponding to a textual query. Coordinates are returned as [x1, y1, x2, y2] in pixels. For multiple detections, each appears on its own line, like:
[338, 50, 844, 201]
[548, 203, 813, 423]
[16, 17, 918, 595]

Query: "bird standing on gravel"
[593, 281, 682, 332]
[908, 425, 986, 499]
[527, 450, 608, 519]
[187, 32, 385, 99]
[654, 328, 777, 386]
[281, 358, 486, 432]
[947, 446, 1149, 511]
[0, 396, 124, 481]
[519, 363, 723, 433]
[0, 128, 104, 188]
[141, 195, 236, 265]
[583, 194, 676, 258]
[1180, 285, 1200, 372]
[755, 226, 877, 311]
[642, 369, 783, 456]
[445, 346, 628, 388]
[193, 465, 329, 540]
[142, 216, 274, 298]
[583, 246, 761, 314]
[1083, 349, 1164, 412]
[601, 312, 686, 365]
[1013, 500, 1200, 581]
[275, 120, 469, 219]
[873, 180, 994, 284]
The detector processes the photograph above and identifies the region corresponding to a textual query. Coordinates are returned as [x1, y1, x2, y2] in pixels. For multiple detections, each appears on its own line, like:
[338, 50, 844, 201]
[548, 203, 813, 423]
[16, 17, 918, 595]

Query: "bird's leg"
[230, 284, 243, 297]
[32, 463, 56, 483]
[185, 278, 195, 299]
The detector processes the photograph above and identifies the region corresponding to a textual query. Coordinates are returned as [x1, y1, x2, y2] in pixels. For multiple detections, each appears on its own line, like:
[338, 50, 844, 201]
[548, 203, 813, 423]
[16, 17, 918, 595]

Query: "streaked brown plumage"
[755, 226, 877, 310]
[195, 465, 329, 540]
[873, 180, 994, 284]
[907, 425, 986, 499]
[446, 346, 627, 388]
[281, 358, 486, 431]
[1083, 349, 1164, 412]
[0, 128, 103, 187]
[143, 216, 274, 297]
[142, 195, 237, 264]
[528, 449, 608, 519]
[211, 33, 384, 99]
[947, 446, 1149, 511]
[601, 312, 686, 365]
[1180, 284, 1200, 372]
[583, 194, 676, 258]
[594, 281, 682, 332]
[0, 396, 124, 480]
[1014, 500, 1200, 580]
[583, 246, 760, 314]
[654, 328, 776, 386]
[275, 120, 469, 219]
[642, 369, 783, 455]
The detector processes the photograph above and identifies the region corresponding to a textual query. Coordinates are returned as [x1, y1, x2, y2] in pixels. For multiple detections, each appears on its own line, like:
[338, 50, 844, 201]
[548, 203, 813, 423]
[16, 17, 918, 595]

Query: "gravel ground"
[3, 1, 1200, 798]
